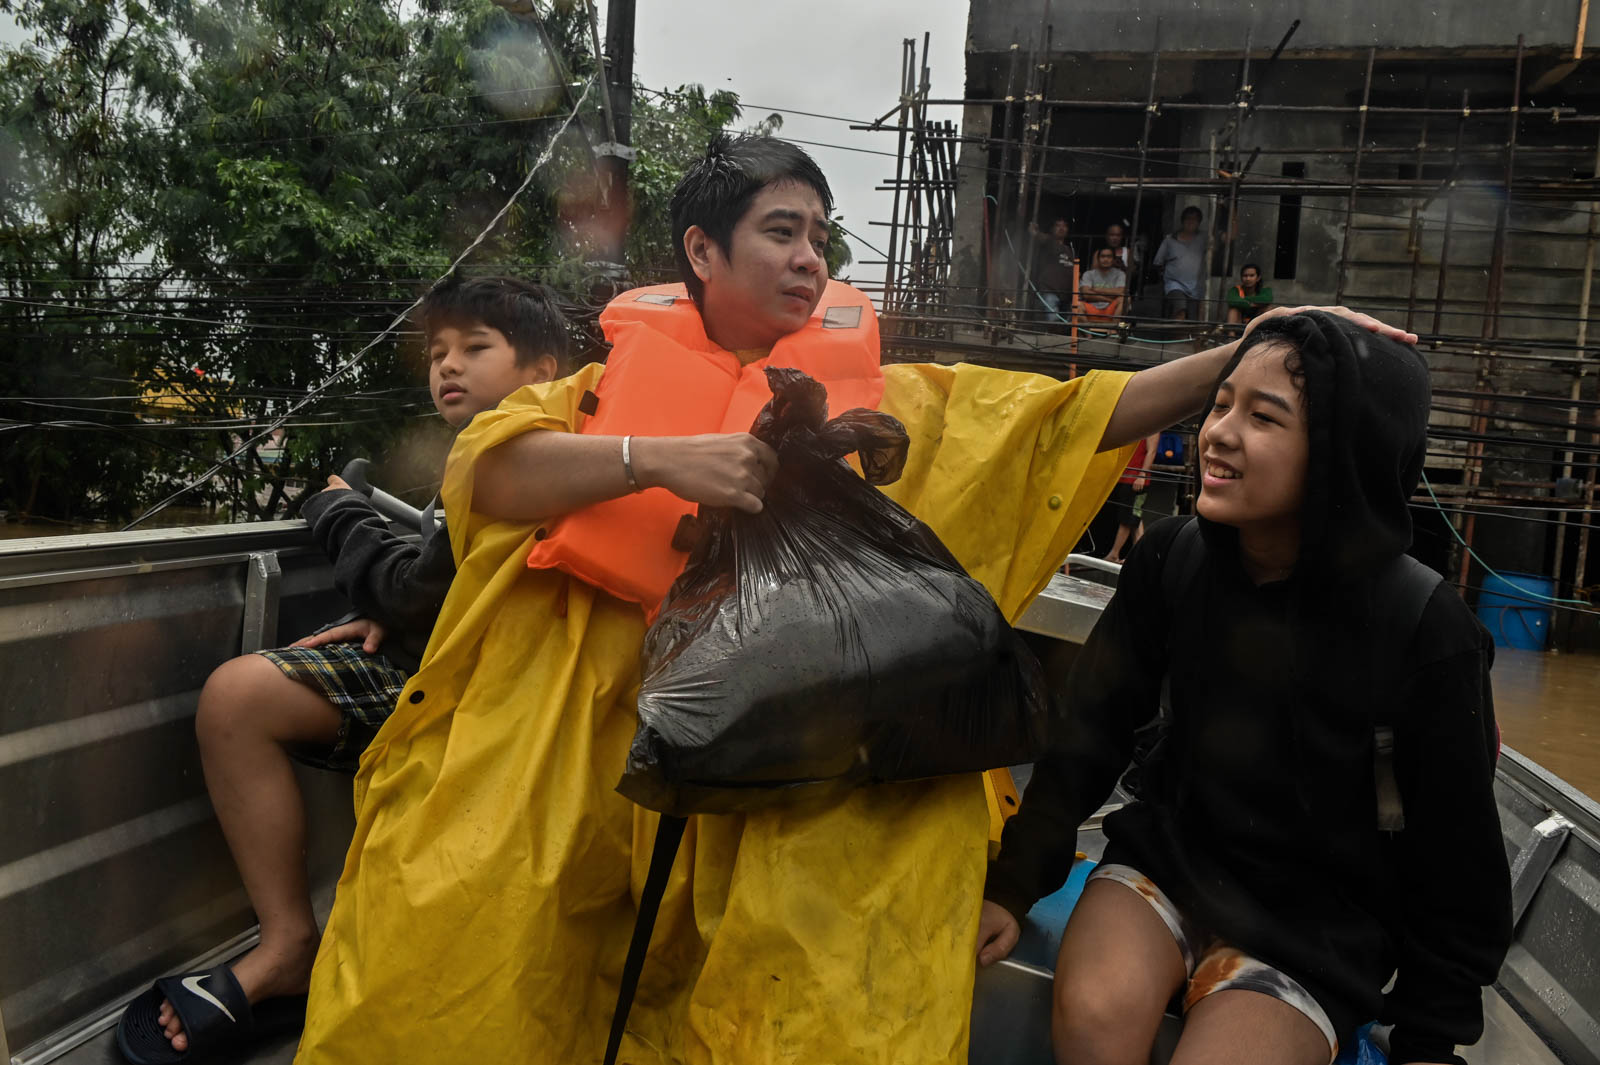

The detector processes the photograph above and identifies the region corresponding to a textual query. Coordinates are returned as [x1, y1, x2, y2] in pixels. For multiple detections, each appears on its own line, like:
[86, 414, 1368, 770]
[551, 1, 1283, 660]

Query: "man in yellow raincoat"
[297, 136, 1412, 1064]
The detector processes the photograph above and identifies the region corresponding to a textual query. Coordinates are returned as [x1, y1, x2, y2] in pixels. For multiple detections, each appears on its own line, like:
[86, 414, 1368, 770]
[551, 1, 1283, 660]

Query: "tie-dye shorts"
[1089, 863, 1340, 1060]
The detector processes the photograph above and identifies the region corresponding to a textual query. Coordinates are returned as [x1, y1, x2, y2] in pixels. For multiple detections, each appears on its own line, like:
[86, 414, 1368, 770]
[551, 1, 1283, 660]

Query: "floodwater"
[1493, 649, 1600, 802]
[0, 507, 220, 540]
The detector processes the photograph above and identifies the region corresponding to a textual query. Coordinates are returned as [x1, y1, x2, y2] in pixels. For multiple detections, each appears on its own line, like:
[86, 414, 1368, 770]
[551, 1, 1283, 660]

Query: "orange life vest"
[525, 280, 883, 616]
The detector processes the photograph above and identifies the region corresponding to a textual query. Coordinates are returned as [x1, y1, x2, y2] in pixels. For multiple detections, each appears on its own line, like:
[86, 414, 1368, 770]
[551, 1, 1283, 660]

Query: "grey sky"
[0, 2, 970, 283]
[628, 1, 969, 284]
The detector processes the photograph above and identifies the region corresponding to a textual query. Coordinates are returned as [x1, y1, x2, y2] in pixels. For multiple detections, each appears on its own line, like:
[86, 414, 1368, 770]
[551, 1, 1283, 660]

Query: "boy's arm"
[1097, 305, 1418, 451]
[1385, 603, 1511, 1065]
[302, 485, 454, 636]
[471, 431, 779, 522]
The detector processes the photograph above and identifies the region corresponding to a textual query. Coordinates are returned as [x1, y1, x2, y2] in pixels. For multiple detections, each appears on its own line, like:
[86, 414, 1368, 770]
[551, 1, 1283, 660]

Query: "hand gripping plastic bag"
[616, 366, 1053, 816]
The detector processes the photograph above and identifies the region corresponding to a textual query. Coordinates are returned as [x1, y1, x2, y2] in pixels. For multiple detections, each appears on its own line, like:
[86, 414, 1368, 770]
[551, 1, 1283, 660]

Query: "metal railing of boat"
[0, 523, 355, 1064]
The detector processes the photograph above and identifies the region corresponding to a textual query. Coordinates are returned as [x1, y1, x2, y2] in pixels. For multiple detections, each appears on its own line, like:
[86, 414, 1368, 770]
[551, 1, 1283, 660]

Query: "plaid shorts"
[257, 643, 410, 772]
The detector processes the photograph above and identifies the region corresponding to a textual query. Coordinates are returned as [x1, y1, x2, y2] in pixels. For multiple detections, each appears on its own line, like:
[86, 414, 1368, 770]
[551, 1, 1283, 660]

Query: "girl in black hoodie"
[979, 312, 1512, 1065]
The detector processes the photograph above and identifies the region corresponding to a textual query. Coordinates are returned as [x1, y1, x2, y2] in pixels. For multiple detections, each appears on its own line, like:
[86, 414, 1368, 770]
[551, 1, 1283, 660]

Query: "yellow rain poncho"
[297, 360, 1132, 1065]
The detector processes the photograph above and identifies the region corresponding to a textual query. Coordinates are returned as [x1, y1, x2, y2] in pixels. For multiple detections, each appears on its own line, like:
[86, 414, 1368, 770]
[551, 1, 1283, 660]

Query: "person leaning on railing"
[1226, 263, 1275, 326]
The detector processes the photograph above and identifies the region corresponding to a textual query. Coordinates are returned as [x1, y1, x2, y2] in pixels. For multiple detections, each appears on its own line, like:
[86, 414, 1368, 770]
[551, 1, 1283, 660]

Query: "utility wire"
[120, 78, 594, 530]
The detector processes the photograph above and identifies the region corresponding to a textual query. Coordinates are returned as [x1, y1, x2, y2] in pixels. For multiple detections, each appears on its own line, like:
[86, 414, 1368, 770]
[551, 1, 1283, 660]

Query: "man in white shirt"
[1152, 206, 1208, 323]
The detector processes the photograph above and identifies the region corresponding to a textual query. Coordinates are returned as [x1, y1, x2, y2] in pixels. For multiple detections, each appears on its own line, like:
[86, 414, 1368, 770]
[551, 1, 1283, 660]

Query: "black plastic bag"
[616, 367, 1052, 816]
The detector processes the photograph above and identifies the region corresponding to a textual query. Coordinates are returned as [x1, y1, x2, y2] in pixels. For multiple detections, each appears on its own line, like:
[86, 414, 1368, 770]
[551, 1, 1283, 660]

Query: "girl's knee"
[1052, 974, 1162, 1065]
[196, 654, 286, 743]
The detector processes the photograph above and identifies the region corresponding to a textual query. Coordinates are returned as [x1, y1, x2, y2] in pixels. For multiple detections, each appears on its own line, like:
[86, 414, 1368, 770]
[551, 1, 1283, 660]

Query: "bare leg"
[1051, 879, 1188, 1065]
[1107, 522, 1134, 564]
[1226, 307, 1244, 325]
[158, 654, 342, 1051]
[1170, 988, 1332, 1065]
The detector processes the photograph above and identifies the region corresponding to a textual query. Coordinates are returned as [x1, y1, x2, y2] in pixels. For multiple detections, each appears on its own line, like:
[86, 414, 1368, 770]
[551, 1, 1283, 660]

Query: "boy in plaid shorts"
[117, 277, 570, 1061]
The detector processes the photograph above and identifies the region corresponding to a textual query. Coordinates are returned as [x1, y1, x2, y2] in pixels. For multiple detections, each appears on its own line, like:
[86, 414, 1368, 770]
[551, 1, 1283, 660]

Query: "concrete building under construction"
[867, 1, 1600, 646]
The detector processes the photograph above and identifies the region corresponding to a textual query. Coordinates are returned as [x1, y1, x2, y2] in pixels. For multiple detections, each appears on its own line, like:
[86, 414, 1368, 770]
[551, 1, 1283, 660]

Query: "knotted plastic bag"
[616, 366, 1052, 816]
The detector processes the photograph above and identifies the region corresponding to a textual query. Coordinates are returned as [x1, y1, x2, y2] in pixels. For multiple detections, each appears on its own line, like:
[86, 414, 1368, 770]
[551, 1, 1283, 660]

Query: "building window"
[1275, 162, 1305, 281]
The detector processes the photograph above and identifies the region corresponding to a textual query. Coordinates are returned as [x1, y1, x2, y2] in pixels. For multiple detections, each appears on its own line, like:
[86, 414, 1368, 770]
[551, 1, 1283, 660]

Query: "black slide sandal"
[115, 963, 307, 1064]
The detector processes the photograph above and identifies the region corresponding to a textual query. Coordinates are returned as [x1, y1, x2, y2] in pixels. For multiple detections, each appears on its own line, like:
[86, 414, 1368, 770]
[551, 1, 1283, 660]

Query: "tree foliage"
[0, 0, 845, 529]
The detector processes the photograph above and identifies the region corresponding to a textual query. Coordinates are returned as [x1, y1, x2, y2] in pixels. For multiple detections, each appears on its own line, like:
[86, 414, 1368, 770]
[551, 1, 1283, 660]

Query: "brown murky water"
[1493, 649, 1600, 802]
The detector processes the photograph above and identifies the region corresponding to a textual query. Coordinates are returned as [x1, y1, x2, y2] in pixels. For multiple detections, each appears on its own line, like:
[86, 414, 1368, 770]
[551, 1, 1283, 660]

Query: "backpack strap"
[1370, 555, 1444, 832]
[1161, 518, 1205, 611]
[603, 814, 688, 1065]
[1155, 518, 1205, 720]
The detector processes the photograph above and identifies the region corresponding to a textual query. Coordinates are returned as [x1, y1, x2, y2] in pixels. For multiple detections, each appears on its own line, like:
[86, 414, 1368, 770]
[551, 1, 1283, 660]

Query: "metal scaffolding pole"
[1126, 22, 1162, 305]
[1404, 79, 1432, 332]
[1219, 31, 1254, 286]
[907, 38, 927, 318]
[1458, 36, 1525, 594]
[1011, 10, 1048, 325]
[1432, 90, 1470, 337]
[992, 39, 1022, 314]
[1483, 35, 1526, 341]
[882, 40, 913, 313]
[1334, 47, 1377, 304]
[1199, 29, 1252, 326]
[1554, 130, 1600, 595]
[1026, 22, 1055, 252]
[919, 96, 1569, 119]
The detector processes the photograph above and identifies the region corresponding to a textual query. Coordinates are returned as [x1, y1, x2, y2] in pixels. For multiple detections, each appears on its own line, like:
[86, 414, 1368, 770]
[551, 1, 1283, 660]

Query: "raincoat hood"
[1200, 311, 1431, 582]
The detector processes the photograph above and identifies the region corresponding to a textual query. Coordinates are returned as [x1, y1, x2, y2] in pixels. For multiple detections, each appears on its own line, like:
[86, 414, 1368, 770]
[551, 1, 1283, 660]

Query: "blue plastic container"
[1477, 571, 1555, 651]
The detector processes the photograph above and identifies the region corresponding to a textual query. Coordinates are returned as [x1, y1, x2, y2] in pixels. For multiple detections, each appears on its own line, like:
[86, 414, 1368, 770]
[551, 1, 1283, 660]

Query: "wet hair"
[1242, 263, 1262, 275]
[417, 276, 571, 373]
[670, 133, 835, 302]
[1208, 322, 1310, 422]
[1180, 206, 1203, 223]
[1244, 335, 1307, 395]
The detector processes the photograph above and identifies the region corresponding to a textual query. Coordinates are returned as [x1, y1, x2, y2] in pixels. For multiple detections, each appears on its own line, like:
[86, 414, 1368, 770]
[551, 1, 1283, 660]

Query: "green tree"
[147, 0, 598, 520]
[0, 1, 844, 530]
[0, 0, 194, 524]
[1, 0, 602, 525]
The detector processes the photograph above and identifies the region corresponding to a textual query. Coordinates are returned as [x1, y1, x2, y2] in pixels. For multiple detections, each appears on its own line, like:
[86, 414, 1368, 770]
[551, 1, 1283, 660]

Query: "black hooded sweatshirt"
[298, 489, 454, 674]
[986, 313, 1512, 1064]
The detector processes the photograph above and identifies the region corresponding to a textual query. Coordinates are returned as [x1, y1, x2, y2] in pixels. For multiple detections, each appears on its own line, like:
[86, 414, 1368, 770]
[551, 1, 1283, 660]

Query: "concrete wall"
[949, 33, 1600, 581]
[969, 0, 1597, 56]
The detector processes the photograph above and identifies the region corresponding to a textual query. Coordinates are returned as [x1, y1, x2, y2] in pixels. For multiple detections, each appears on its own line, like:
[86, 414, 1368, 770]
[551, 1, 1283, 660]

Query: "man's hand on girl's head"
[1244, 305, 1419, 347]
